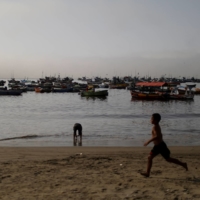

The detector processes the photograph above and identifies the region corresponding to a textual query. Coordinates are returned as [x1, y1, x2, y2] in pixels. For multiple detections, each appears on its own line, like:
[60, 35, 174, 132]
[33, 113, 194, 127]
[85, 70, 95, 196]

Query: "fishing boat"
[35, 87, 51, 93]
[0, 86, 7, 90]
[80, 89, 108, 97]
[194, 88, 200, 94]
[98, 83, 109, 88]
[11, 86, 27, 92]
[52, 87, 73, 93]
[109, 83, 128, 89]
[169, 94, 194, 100]
[131, 90, 169, 100]
[0, 80, 6, 86]
[131, 82, 169, 100]
[169, 84, 195, 100]
[0, 90, 22, 95]
[109, 77, 129, 89]
[177, 85, 200, 95]
[135, 82, 168, 88]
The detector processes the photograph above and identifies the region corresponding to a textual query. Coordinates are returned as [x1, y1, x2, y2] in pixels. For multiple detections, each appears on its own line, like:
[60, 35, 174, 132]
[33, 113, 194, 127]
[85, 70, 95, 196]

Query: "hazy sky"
[0, 0, 200, 79]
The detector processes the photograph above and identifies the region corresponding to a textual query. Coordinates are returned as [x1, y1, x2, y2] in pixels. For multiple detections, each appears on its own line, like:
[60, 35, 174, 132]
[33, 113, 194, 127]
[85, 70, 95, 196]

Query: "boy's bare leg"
[166, 157, 188, 171]
[141, 155, 155, 177]
[80, 135, 82, 143]
[73, 133, 77, 144]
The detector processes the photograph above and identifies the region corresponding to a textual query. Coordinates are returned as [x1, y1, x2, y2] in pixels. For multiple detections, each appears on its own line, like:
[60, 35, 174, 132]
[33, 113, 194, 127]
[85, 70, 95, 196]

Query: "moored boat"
[52, 87, 73, 93]
[131, 82, 170, 100]
[0, 80, 6, 86]
[169, 94, 194, 100]
[80, 90, 108, 97]
[35, 87, 51, 93]
[194, 88, 200, 94]
[98, 83, 109, 88]
[169, 84, 195, 100]
[0, 90, 22, 95]
[131, 90, 168, 100]
[109, 83, 128, 89]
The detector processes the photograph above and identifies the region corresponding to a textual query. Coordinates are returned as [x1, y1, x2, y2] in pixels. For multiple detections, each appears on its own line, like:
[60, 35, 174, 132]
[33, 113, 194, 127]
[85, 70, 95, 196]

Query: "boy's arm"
[144, 136, 158, 146]
[144, 127, 159, 146]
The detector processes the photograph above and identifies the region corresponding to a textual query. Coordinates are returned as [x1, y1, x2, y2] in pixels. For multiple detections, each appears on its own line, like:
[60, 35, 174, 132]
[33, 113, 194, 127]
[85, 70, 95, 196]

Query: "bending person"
[73, 123, 82, 144]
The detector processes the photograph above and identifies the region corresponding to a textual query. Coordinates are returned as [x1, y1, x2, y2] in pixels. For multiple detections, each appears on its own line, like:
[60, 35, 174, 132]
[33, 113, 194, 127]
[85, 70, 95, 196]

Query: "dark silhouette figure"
[73, 123, 82, 145]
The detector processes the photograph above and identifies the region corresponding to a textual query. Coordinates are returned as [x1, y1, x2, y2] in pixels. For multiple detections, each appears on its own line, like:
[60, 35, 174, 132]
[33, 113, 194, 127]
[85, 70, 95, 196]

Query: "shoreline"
[1, 146, 200, 161]
[1, 146, 200, 199]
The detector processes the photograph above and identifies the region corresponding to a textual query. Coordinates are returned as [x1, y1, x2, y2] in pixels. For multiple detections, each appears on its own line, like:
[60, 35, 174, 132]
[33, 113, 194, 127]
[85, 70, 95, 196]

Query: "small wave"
[0, 132, 72, 142]
[75, 114, 149, 119]
[0, 134, 39, 141]
[165, 113, 200, 119]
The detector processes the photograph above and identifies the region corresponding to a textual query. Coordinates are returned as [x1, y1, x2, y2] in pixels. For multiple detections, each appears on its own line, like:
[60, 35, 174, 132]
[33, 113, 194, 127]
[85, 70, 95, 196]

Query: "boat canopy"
[136, 82, 168, 87]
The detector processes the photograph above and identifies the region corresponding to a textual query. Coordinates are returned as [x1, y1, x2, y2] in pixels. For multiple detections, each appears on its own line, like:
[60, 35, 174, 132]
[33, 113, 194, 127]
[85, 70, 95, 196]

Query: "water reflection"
[73, 141, 82, 146]
[81, 96, 107, 101]
[131, 98, 194, 103]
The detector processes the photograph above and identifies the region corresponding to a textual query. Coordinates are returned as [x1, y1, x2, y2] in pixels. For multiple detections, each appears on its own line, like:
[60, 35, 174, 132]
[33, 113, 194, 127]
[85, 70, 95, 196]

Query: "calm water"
[0, 84, 200, 147]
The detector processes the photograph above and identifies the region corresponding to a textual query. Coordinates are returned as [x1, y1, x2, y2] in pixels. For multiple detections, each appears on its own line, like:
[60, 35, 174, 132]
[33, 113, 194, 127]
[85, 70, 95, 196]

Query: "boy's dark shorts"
[150, 141, 170, 159]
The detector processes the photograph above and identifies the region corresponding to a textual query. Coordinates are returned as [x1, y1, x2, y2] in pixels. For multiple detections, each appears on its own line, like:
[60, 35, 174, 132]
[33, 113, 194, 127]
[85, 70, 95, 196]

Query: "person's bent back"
[73, 123, 82, 144]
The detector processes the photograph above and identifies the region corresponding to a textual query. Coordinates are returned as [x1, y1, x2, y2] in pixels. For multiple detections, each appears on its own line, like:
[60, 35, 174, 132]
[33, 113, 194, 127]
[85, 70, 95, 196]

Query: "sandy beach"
[0, 146, 200, 200]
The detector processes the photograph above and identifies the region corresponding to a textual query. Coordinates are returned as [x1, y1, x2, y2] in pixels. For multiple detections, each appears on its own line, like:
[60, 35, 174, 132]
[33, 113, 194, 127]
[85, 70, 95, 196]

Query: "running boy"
[141, 113, 188, 177]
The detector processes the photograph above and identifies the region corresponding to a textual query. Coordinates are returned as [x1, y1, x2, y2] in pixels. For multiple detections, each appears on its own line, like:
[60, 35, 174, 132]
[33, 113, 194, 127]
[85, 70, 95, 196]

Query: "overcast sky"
[0, 0, 200, 79]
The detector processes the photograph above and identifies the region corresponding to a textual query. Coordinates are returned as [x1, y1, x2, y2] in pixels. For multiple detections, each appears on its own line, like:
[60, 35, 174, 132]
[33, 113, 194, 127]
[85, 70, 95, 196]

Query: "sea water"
[0, 84, 200, 147]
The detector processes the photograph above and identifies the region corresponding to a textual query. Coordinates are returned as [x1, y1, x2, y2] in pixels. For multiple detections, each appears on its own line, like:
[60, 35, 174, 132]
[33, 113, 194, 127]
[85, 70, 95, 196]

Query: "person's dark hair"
[152, 113, 161, 122]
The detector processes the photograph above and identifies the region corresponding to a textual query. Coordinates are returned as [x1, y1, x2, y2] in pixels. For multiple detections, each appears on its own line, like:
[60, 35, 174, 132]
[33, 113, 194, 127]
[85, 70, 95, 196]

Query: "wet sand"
[0, 146, 200, 200]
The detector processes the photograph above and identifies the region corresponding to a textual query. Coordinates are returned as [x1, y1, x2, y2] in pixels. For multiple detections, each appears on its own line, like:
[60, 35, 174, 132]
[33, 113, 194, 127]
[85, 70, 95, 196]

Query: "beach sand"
[0, 146, 200, 200]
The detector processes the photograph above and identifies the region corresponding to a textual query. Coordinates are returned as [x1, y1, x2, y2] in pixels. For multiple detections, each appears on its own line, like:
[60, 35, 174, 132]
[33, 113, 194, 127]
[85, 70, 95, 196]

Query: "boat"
[80, 89, 108, 97]
[87, 84, 99, 90]
[0, 80, 6, 86]
[169, 94, 194, 100]
[177, 86, 200, 95]
[194, 88, 200, 94]
[0, 86, 7, 90]
[131, 82, 169, 100]
[109, 77, 129, 89]
[109, 83, 128, 89]
[11, 86, 27, 92]
[52, 87, 73, 93]
[0, 90, 22, 95]
[99, 83, 109, 88]
[169, 84, 195, 100]
[131, 90, 169, 100]
[135, 82, 168, 88]
[35, 87, 51, 93]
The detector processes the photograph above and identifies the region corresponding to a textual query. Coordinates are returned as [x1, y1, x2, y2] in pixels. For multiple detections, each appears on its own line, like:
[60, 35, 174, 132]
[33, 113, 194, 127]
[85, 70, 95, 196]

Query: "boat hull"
[81, 90, 108, 97]
[35, 87, 51, 93]
[131, 91, 168, 100]
[52, 88, 73, 93]
[169, 94, 194, 100]
[109, 83, 128, 89]
[0, 90, 22, 95]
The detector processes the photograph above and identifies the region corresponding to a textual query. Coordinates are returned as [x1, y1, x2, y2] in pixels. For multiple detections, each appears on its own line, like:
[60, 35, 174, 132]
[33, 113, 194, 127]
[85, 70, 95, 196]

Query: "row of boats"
[0, 77, 127, 96]
[0, 78, 199, 100]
